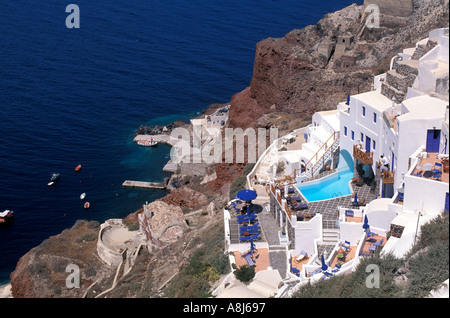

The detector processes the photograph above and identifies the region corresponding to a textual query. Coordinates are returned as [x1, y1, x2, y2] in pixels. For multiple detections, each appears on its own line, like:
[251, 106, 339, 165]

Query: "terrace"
[411, 152, 449, 184]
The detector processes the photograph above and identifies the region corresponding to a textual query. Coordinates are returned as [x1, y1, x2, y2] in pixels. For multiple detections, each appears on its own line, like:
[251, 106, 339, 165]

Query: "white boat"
[0, 210, 14, 224]
[80, 193, 86, 200]
[137, 139, 158, 147]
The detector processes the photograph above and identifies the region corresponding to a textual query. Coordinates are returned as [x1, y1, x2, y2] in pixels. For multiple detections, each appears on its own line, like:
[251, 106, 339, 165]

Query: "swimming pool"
[297, 168, 354, 202]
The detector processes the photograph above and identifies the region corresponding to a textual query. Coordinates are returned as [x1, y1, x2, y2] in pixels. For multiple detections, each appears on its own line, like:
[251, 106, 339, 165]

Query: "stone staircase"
[322, 228, 340, 244]
[381, 59, 419, 102]
[381, 38, 438, 103]
[304, 129, 340, 179]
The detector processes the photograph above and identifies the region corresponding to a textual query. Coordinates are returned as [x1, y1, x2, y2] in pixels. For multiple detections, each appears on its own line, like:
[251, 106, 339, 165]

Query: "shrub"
[234, 265, 255, 283]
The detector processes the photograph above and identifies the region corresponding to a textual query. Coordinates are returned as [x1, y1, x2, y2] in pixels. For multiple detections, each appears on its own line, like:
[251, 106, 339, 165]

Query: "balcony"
[353, 145, 374, 165]
[381, 170, 395, 184]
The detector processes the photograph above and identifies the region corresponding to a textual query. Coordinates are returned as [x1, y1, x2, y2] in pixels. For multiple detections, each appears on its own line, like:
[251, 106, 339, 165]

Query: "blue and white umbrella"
[353, 192, 358, 206]
[321, 254, 328, 272]
[237, 189, 258, 202]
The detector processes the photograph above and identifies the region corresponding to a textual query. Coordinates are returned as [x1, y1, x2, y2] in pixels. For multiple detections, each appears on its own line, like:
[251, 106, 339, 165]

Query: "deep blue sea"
[0, 0, 360, 285]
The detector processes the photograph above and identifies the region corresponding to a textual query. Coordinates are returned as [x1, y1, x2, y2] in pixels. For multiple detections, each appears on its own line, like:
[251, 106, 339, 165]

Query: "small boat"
[48, 172, 60, 186]
[84, 202, 90, 209]
[75, 164, 82, 172]
[137, 139, 158, 147]
[0, 210, 14, 224]
[80, 193, 86, 200]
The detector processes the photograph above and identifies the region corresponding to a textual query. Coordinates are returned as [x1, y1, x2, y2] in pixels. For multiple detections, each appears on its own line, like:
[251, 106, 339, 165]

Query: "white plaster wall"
[293, 214, 322, 256]
[403, 175, 449, 216]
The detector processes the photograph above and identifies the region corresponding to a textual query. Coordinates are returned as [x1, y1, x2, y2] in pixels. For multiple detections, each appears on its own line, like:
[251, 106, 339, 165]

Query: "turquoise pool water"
[297, 168, 354, 202]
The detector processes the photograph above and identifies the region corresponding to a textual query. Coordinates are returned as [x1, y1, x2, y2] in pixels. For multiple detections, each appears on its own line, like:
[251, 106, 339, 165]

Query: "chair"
[332, 265, 341, 273]
[343, 240, 351, 252]
[374, 238, 384, 247]
[432, 162, 443, 174]
[292, 267, 300, 276]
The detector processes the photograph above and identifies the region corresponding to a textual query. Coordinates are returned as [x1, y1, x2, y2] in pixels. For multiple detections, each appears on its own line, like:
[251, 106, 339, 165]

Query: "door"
[445, 193, 449, 214]
[365, 136, 371, 153]
[426, 129, 441, 153]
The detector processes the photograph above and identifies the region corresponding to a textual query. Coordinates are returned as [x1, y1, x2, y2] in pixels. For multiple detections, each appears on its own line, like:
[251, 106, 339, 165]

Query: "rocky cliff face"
[228, 0, 449, 129]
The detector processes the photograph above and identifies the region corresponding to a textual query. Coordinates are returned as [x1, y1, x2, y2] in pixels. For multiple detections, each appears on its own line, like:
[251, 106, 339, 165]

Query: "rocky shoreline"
[7, 0, 449, 298]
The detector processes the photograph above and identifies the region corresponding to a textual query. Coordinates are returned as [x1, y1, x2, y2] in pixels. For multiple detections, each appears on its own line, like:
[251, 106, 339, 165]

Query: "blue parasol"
[353, 192, 358, 206]
[321, 254, 328, 271]
[250, 238, 256, 252]
[237, 189, 258, 202]
[363, 214, 370, 230]
[346, 93, 350, 105]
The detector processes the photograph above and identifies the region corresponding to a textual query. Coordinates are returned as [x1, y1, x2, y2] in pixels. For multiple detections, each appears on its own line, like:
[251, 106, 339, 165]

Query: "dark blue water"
[0, 0, 360, 285]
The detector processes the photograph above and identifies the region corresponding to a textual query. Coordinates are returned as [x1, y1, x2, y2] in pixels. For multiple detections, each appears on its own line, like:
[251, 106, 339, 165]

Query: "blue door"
[365, 136, 371, 153]
[426, 129, 441, 153]
[445, 193, 449, 214]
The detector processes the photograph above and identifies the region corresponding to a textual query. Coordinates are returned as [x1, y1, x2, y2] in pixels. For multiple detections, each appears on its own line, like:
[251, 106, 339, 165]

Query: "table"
[422, 163, 434, 171]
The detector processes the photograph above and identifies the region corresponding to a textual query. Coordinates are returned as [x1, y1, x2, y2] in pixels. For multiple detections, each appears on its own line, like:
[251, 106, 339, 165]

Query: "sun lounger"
[245, 254, 255, 266]
[292, 203, 308, 210]
[237, 212, 256, 219]
[240, 227, 260, 235]
[239, 222, 259, 232]
[237, 214, 257, 224]
[295, 250, 308, 262]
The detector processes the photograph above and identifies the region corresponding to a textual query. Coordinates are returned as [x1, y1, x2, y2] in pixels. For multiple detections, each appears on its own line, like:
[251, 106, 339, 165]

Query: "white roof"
[352, 90, 393, 112]
[216, 270, 282, 298]
[400, 95, 448, 121]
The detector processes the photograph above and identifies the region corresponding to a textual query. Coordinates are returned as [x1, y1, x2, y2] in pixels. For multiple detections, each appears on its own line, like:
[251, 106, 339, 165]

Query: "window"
[373, 140, 376, 150]
[361, 133, 364, 142]
[344, 126, 347, 136]
[362, 106, 366, 117]
[373, 112, 377, 123]
[351, 131, 355, 141]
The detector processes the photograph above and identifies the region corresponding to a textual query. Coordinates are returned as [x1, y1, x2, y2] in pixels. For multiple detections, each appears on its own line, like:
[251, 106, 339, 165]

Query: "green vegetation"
[233, 264, 256, 283]
[165, 222, 230, 298]
[229, 163, 256, 199]
[292, 214, 449, 298]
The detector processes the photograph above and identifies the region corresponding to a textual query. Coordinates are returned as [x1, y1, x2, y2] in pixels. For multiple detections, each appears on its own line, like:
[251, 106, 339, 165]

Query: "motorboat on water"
[137, 139, 158, 147]
[75, 164, 82, 172]
[48, 173, 60, 186]
[84, 202, 90, 209]
[80, 193, 86, 200]
[0, 210, 14, 224]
